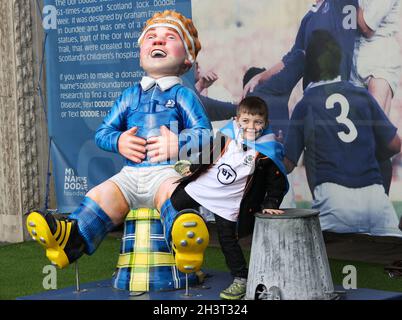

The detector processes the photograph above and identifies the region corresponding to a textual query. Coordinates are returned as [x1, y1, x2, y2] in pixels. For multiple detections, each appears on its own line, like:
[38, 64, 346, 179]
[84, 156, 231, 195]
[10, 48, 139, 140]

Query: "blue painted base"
[17, 270, 402, 300]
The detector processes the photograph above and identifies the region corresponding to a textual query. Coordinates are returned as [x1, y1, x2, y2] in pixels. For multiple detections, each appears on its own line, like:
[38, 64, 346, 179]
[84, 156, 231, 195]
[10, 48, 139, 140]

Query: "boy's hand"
[118, 127, 147, 163]
[262, 208, 285, 215]
[146, 126, 179, 163]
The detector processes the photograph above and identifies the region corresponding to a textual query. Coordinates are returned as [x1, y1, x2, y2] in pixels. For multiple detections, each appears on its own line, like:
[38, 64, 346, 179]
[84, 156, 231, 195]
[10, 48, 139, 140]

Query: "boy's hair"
[305, 30, 342, 83]
[237, 96, 269, 124]
[138, 10, 201, 64]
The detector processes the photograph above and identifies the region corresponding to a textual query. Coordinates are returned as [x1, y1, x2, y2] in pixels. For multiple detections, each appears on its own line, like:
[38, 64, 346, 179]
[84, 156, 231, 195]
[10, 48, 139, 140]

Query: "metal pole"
[185, 273, 189, 296]
[75, 261, 80, 292]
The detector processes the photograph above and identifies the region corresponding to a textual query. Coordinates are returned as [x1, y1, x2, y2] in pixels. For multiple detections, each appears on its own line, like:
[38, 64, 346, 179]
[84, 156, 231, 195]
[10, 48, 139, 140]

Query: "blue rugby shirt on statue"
[284, 78, 397, 192]
[95, 76, 212, 166]
[281, 0, 358, 90]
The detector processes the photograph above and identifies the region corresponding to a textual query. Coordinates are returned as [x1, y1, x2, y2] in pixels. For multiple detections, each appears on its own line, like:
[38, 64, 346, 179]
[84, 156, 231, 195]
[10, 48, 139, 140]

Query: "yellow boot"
[26, 211, 85, 268]
[171, 212, 209, 273]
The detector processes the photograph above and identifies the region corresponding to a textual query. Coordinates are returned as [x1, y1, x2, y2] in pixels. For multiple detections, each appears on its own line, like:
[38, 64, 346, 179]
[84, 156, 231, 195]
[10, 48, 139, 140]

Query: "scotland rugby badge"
[243, 155, 254, 167]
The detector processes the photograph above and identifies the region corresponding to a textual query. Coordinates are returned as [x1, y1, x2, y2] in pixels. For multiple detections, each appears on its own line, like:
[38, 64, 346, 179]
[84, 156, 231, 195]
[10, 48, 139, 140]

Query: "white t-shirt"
[185, 128, 257, 222]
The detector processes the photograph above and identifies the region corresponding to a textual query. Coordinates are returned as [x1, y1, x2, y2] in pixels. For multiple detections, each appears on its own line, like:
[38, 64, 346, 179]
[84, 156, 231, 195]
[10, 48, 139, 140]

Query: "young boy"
[166, 96, 288, 300]
[26, 10, 212, 273]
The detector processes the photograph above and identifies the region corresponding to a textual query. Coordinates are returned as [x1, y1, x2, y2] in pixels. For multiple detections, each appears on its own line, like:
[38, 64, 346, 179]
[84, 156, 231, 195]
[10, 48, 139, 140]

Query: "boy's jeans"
[214, 214, 248, 279]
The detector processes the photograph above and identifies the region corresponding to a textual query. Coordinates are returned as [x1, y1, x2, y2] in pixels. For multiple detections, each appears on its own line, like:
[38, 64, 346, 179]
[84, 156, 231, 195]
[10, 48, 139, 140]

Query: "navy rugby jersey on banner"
[282, 0, 359, 88]
[285, 79, 397, 191]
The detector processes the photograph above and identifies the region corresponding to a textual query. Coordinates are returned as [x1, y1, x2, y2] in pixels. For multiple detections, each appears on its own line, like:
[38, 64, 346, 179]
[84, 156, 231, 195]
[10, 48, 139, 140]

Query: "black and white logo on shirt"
[165, 99, 176, 108]
[217, 164, 237, 185]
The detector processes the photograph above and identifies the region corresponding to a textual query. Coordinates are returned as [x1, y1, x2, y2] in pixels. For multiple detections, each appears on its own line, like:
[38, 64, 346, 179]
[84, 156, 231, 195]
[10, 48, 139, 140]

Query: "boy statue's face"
[140, 26, 192, 79]
[236, 112, 267, 141]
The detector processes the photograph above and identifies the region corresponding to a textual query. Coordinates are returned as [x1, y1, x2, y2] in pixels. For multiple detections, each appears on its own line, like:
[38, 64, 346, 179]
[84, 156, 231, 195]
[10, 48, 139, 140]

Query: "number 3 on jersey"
[326, 93, 358, 143]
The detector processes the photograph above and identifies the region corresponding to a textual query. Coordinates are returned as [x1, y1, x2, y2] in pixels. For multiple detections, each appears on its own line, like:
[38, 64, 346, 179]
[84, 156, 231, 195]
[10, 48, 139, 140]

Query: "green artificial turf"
[0, 237, 121, 300]
[1, 237, 402, 300]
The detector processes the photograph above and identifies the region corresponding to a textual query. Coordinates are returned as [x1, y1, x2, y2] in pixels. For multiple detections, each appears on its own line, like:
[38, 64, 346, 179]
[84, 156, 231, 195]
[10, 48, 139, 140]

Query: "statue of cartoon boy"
[27, 10, 211, 274]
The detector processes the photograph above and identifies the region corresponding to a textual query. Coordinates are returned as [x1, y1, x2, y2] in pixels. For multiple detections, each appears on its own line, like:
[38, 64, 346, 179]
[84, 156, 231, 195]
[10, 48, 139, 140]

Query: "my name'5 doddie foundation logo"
[64, 168, 88, 196]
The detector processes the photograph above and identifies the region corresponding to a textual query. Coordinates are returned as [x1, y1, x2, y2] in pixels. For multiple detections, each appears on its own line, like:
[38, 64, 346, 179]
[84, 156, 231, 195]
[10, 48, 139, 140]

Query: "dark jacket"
[178, 131, 287, 238]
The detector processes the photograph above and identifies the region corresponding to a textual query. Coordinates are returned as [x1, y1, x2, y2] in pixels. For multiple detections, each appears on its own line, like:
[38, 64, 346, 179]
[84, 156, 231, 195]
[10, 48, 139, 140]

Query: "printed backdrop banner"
[43, 0, 192, 213]
[43, 0, 402, 237]
[190, 0, 402, 237]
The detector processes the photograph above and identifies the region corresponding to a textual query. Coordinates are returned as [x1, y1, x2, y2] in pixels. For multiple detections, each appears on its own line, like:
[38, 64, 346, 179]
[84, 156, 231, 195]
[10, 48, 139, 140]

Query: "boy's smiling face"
[236, 112, 267, 141]
[140, 26, 192, 79]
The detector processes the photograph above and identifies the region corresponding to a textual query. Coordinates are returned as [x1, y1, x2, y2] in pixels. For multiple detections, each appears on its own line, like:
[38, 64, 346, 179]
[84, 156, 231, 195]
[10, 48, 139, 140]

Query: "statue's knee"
[87, 181, 119, 202]
[86, 187, 101, 202]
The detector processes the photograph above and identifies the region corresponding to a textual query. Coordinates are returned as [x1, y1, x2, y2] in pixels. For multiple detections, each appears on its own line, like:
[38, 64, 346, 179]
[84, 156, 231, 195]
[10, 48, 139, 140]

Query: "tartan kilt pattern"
[112, 208, 197, 292]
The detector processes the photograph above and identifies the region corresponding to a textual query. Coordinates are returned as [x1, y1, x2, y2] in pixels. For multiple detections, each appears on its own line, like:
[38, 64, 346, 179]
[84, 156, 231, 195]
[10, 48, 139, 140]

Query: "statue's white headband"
[138, 17, 196, 64]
